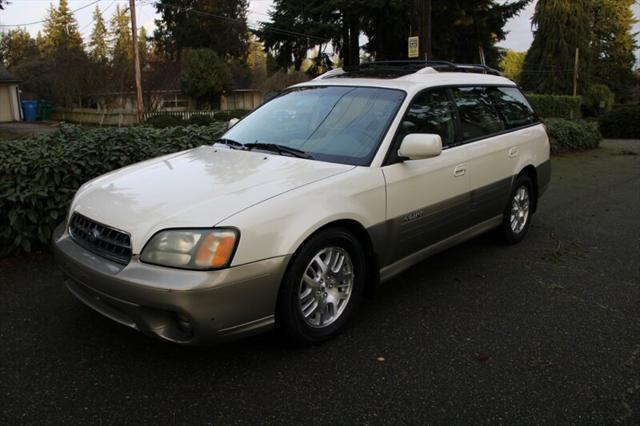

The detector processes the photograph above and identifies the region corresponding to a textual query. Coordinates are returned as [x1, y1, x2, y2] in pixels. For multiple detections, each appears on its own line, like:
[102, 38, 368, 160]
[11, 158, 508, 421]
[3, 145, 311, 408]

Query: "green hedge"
[545, 118, 602, 154]
[527, 94, 582, 119]
[0, 123, 226, 256]
[187, 114, 215, 126]
[582, 84, 614, 117]
[213, 109, 250, 122]
[598, 105, 640, 139]
[145, 114, 184, 128]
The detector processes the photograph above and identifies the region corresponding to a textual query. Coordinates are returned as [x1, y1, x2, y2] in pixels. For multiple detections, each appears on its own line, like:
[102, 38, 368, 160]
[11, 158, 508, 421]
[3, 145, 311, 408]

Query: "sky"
[1, 0, 639, 63]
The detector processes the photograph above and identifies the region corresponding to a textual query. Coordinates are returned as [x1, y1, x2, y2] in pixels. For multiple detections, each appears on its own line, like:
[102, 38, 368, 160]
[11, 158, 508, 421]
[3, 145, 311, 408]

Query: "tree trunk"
[349, 15, 360, 66]
[341, 14, 351, 66]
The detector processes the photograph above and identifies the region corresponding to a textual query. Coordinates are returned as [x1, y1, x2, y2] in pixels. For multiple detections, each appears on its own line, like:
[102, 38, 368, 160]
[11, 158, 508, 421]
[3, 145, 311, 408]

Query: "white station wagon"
[53, 61, 551, 345]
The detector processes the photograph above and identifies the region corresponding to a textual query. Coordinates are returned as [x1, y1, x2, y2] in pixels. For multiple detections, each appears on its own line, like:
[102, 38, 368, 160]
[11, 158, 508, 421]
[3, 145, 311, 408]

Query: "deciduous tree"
[0, 29, 38, 69]
[499, 50, 526, 84]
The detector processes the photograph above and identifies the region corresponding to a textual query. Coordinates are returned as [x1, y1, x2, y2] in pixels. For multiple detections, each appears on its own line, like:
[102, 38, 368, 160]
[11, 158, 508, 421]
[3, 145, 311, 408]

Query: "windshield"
[222, 86, 406, 165]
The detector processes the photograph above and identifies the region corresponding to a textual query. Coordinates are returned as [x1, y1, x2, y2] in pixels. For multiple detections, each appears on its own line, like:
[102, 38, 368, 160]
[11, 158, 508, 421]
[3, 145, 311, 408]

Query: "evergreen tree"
[521, 0, 594, 95]
[180, 49, 232, 108]
[154, 0, 249, 59]
[260, 0, 531, 70]
[138, 27, 149, 69]
[89, 6, 109, 62]
[40, 0, 84, 55]
[110, 5, 133, 93]
[590, 0, 638, 101]
[40, 0, 88, 106]
[111, 5, 132, 65]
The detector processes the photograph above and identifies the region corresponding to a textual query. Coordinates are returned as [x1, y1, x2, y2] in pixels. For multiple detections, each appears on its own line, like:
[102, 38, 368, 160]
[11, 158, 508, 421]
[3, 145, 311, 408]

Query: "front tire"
[276, 228, 366, 345]
[500, 175, 534, 244]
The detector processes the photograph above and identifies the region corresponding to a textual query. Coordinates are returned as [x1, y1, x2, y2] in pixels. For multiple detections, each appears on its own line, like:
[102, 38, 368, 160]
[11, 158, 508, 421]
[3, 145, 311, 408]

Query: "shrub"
[0, 123, 226, 256]
[545, 118, 602, 154]
[527, 94, 582, 119]
[213, 111, 231, 122]
[582, 84, 615, 117]
[145, 114, 184, 128]
[598, 105, 640, 139]
[227, 109, 250, 119]
[213, 109, 250, 122]
[187, 114, 214, 126]
[180, 49, 232, 105]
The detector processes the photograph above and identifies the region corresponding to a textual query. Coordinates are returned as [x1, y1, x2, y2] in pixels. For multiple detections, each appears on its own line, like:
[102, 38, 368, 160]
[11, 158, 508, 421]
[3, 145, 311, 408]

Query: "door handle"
[453, 165, 466, 177]
[508, 147, 519, 158]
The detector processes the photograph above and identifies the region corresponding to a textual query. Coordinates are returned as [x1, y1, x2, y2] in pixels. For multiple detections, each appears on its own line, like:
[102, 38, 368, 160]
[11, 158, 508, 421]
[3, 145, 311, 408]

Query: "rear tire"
[276, 228, 366, 345]
[500, 175, 534, 244]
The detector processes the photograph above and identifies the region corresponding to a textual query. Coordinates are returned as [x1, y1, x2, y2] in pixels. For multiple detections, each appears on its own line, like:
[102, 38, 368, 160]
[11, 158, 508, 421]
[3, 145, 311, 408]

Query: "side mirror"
[397, 133, 442, 160]
[228, 118, 240, 129]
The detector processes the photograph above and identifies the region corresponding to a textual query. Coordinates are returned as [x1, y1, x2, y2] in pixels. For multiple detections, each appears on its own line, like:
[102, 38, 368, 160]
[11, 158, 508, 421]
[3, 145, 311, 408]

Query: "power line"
[158, 3, 331, 43]
[2, 0, 330, 44]
[0, 0, 103, 27]
[79, 0, 117, 34]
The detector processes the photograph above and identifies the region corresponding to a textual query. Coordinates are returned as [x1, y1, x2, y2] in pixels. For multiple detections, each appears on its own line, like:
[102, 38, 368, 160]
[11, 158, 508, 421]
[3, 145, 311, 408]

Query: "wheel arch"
[282, 218, 380, 297]
[517, 164, 539, 212]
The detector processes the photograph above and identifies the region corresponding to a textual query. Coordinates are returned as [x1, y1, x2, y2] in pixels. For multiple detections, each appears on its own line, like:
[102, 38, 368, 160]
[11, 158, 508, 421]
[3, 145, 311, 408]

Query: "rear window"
[487, 87, 537, 129]
[451, 87, 505, 141]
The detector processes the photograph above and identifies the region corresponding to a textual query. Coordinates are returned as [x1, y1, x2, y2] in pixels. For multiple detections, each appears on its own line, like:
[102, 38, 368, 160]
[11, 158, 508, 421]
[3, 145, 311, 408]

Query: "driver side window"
[401, 89, 457, 148]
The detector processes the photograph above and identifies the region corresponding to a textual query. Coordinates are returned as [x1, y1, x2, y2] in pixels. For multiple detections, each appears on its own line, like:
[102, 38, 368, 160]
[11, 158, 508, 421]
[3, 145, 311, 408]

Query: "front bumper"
[52, 223, 289, 344]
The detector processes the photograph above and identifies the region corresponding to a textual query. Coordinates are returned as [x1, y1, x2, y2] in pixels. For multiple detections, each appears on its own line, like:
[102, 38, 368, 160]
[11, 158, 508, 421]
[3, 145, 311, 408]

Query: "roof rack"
[323, 60, 501, 79]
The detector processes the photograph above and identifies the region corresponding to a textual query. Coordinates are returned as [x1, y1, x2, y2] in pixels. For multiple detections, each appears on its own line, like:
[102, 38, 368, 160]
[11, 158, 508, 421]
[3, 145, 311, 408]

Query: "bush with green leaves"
[213, 111, 231, 121]
[187, 114, 214, 126]
[545, 118, 602, 154]
[0, 123, 226, 256]
[598, 105, 640, 139]
[145, 114, 185, 128]
[213, 109, 249, 122]
[227, 109, 250, 119]
[180, 49, 232, 106]
[582, 84, 615, 117]
[527, 94, 582, 119]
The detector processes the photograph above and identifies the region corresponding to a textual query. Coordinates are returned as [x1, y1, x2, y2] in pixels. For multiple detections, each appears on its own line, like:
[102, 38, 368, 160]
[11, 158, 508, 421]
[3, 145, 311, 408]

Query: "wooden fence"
[143, 110, 219, 121]
[52, 108, 221, 126]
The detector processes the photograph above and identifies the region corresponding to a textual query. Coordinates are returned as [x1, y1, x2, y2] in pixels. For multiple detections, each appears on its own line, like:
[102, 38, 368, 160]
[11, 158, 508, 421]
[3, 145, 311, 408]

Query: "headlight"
[140, 228, 239, 270]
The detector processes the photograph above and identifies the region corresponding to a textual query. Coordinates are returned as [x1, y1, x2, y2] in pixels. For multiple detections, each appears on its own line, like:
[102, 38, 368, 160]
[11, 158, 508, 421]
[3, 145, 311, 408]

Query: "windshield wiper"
[244, 142, 313, 159]
[214, 138, 245, 149]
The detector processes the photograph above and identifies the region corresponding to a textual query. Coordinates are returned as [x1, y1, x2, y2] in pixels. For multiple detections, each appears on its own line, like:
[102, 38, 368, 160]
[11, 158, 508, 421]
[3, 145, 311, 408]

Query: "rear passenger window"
[401, 88, 457, 147]
[487, 87, 537, 129]
[451, 87, 505, 140]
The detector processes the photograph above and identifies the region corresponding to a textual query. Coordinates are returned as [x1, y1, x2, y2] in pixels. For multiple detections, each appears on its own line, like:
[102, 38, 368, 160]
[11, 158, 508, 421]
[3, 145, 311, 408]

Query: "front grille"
[68, 213, 132, 264]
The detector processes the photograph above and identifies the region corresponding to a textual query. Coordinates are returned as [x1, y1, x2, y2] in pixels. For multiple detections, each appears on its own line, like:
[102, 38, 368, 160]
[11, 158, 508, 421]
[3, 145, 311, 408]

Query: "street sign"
[408, 36, 419, 58]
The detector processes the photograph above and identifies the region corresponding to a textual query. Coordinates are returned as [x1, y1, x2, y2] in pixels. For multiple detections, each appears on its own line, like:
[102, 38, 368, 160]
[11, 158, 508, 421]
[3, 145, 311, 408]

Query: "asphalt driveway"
[1, 140, 639, 424]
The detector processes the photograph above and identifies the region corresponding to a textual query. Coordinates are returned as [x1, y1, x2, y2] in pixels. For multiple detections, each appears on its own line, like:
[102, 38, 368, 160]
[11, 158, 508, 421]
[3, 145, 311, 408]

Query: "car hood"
[70, 145, 354, 253]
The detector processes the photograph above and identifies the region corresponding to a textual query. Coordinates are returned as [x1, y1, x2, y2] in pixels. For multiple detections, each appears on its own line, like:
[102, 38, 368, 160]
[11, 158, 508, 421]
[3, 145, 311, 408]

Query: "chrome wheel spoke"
[298, 246, 354, 329]
[509, 185, 530, 234]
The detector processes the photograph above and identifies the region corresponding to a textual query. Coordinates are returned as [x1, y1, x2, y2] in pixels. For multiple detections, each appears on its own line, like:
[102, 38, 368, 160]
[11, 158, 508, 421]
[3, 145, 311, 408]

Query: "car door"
[450, 86, 513, 224]
[452, 86, 539, 224]
[381, 87, 470, 266]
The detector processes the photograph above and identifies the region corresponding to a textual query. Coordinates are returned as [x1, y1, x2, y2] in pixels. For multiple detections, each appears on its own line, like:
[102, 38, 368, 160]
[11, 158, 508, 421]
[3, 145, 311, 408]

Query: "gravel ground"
[1, 140, 639, 424]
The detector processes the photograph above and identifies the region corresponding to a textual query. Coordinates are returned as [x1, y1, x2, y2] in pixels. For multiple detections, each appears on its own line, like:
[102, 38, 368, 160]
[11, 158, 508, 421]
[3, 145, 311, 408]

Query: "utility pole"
[572, 47, 579, 97]
[129, 0, 144, 124]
